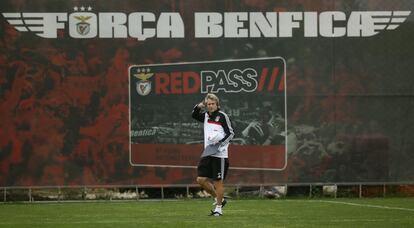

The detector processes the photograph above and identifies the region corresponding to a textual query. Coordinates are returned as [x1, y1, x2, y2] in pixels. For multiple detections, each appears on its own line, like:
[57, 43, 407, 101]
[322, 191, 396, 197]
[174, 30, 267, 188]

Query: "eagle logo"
[133, 68, 154, 96]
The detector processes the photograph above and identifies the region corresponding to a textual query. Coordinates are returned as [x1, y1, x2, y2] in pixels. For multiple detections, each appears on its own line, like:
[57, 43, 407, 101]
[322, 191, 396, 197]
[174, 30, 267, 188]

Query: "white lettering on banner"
[200, 68, 258, 93]
[128, 13, 156, 40]
[278, 12, 302, 37]
[195, 11, 411, 38]
[99, 13, 127, 38]
[319, 11, 346, 37]
[131, 129, 156, 137]
[304, 12, 317, 37]
[2, 12, 184, 40]
[157, 13, 185, 39]
[249, 12, 278, 38]
[224, 12, 249, 37]
[347, 12, 394, 37]
[1, 11, 411, 39]
[194, 12, 223, 37]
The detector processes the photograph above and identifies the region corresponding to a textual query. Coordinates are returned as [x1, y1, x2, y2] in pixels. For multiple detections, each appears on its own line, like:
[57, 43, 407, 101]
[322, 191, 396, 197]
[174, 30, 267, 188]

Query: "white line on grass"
[315, 200, 414, 212]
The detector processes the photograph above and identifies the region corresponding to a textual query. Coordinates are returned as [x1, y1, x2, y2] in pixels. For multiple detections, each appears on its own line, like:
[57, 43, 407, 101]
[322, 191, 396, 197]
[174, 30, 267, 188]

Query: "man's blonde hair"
[204, 93, 220, 107]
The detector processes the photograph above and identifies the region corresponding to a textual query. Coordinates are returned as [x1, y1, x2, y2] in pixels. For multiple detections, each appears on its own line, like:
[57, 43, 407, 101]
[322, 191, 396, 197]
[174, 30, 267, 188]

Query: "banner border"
[128, 57, 288, 171]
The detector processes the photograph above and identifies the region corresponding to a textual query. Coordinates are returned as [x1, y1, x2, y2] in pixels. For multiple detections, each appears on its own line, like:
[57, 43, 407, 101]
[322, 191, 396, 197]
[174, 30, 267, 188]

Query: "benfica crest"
[133, 68, 154, 96]
[74, 15, 91, 35]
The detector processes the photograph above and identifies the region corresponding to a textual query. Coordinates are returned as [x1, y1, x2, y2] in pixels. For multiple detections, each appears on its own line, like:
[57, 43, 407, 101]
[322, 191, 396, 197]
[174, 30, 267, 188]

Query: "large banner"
[129, 58, 286, 170]
[1, 0, 414, 186]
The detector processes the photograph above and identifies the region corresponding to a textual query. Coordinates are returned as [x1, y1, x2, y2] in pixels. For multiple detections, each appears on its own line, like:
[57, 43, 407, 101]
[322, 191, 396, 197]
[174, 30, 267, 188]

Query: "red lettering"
[183, 72, 200, 94]
[155, 71, 201, 94]
[267, 67, 279, 91]
[258, 68, 268, 92]
[170, 72, 182, 94]
[278, 74, 285, 92]
[155, 73, 170, 94]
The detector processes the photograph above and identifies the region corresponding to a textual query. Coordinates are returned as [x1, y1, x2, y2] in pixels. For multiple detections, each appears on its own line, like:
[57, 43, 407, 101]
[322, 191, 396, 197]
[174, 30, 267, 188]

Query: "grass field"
[1, 198, 414, 227]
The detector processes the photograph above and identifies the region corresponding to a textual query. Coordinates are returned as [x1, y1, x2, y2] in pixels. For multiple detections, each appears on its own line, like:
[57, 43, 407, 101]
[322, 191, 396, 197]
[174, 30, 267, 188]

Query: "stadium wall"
[1, 0, 414, 187]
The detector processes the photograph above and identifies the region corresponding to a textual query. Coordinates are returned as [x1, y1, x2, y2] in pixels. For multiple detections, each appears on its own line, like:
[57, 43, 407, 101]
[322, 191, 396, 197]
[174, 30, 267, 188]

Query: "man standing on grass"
[192, 93, 234, 216]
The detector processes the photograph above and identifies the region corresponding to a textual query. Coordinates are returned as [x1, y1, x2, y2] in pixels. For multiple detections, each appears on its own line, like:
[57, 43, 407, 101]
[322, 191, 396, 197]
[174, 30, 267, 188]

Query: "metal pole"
[359, 184, 362, 198]
[309, 184, 312, 198]
[161, 187, 164, 200]
[58, 187, 61, 202]
[259, 185, 263, 198]
[136, 186, 139, 200]
[186, 185, 189, 198]
[285, 184, 288, 198]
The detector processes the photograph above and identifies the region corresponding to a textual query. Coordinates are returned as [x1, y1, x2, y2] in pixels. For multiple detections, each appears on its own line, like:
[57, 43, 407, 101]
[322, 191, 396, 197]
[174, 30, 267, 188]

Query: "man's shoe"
[209, 210, 222, 217]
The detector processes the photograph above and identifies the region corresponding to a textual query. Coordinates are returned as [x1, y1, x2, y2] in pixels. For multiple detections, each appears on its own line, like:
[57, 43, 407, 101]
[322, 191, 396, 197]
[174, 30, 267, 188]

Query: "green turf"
[0, 198, 413, 227]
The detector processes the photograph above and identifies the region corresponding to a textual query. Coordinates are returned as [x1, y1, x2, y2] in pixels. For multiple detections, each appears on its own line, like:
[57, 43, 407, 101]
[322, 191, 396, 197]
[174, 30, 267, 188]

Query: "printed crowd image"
[1, 0, 414, 188]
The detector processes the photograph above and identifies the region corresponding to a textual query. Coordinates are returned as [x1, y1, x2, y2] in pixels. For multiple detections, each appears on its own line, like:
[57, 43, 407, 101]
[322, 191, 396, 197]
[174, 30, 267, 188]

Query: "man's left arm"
[218, 112, 235, 146]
